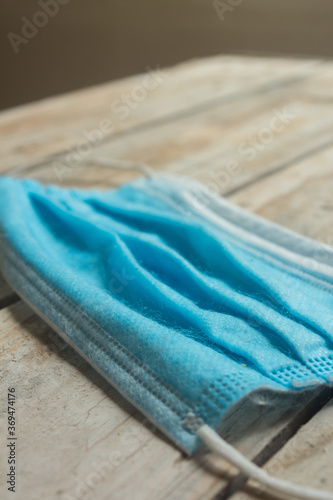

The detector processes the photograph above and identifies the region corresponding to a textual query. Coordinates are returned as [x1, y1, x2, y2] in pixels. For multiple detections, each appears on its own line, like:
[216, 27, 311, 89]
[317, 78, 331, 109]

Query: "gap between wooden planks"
[229, 398, 333, 500]
[1, 55, 333, 500]
[8, 60, 333, 195]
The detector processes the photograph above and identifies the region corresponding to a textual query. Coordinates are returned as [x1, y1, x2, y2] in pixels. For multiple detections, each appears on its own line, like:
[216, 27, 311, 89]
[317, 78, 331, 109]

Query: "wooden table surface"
[1, 55, 333, 500]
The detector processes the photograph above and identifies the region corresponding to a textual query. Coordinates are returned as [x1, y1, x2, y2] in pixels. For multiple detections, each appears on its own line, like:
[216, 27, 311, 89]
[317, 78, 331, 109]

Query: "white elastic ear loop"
[82, 156, 154, 178]
[197, 425, 333, 500]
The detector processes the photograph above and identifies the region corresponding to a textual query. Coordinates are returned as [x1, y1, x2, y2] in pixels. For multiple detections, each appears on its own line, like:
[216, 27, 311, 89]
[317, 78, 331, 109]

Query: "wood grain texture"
[0, 55, 333, 500]
[0, 56, 322, 174]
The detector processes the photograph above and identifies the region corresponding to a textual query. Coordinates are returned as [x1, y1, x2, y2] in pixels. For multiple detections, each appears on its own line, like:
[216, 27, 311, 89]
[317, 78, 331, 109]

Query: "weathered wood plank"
[9, 81, 333, 195]
[0, 56, 322, 174]
[19, 66, 333, 194]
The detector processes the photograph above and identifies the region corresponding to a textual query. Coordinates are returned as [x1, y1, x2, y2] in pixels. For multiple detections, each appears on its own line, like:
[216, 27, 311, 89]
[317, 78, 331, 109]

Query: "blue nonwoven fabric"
[0, 173, 333, 453]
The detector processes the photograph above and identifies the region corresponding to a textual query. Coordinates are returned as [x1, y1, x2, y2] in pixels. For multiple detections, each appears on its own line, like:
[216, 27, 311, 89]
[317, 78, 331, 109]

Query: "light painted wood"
[0, 55, 333, 500]
[11, 61, 333, 194]
[0, 56, 322, 173]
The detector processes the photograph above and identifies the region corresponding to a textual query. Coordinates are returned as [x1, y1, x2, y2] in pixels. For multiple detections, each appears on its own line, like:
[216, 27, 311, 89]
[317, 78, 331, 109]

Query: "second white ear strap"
[197, 424, 333, 500]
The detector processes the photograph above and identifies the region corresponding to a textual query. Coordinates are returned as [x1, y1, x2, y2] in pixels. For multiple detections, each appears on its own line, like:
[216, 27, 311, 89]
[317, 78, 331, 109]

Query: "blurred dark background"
[1, 0, 333, 111]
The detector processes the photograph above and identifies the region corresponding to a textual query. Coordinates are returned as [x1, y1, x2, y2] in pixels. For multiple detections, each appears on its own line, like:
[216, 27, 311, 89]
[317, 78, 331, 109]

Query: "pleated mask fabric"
[1, 173, 333, 455]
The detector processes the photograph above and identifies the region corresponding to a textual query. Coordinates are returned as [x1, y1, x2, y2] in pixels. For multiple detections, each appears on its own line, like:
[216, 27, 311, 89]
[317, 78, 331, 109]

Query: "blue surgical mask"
[1, 171, 332, 500]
